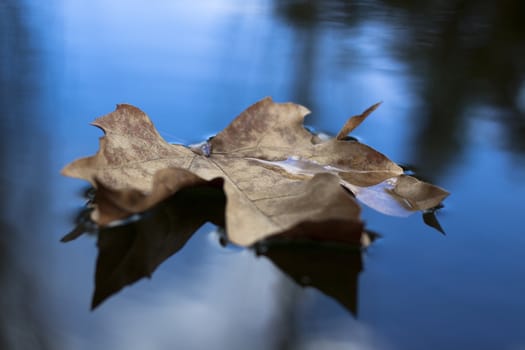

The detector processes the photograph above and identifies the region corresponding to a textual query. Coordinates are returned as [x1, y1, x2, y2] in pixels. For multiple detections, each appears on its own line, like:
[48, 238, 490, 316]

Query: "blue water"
[1, 0, 525, 349]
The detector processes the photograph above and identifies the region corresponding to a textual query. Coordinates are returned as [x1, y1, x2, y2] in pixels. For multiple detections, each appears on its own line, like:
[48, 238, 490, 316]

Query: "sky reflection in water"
[1, 0, 525, 349]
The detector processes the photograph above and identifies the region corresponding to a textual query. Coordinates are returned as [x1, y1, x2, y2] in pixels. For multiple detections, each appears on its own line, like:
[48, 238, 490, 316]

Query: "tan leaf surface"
[62, 104, 198, 192]
[62, 97, 448, 246]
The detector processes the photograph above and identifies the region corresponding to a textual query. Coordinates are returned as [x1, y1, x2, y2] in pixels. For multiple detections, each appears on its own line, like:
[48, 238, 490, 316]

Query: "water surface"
[1, 1, 524, 349]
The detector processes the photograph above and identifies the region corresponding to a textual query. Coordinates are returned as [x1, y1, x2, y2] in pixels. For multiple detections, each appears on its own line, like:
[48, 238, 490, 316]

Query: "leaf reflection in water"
[62, 180, 375, 311]
[255, 235, 377, 316]
[63, 182, 226, 309]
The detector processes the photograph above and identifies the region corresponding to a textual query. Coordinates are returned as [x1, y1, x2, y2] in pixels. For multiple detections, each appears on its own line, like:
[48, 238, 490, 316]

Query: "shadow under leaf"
[91, 182, 226, 309]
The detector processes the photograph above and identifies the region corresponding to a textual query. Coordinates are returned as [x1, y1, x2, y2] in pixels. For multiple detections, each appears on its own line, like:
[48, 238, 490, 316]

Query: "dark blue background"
[1, 1, 524, 349]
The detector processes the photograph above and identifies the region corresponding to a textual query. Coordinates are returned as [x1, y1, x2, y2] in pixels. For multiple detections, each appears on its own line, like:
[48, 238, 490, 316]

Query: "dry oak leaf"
[62, 97, 449, 246]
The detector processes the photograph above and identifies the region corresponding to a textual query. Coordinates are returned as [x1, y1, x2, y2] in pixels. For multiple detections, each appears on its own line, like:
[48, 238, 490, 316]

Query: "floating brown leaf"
[62, 97, 449, 246]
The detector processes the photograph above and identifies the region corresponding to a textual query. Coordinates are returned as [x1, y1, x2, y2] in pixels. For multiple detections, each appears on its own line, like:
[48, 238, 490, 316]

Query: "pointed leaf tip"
[336, 101, 383, 140]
